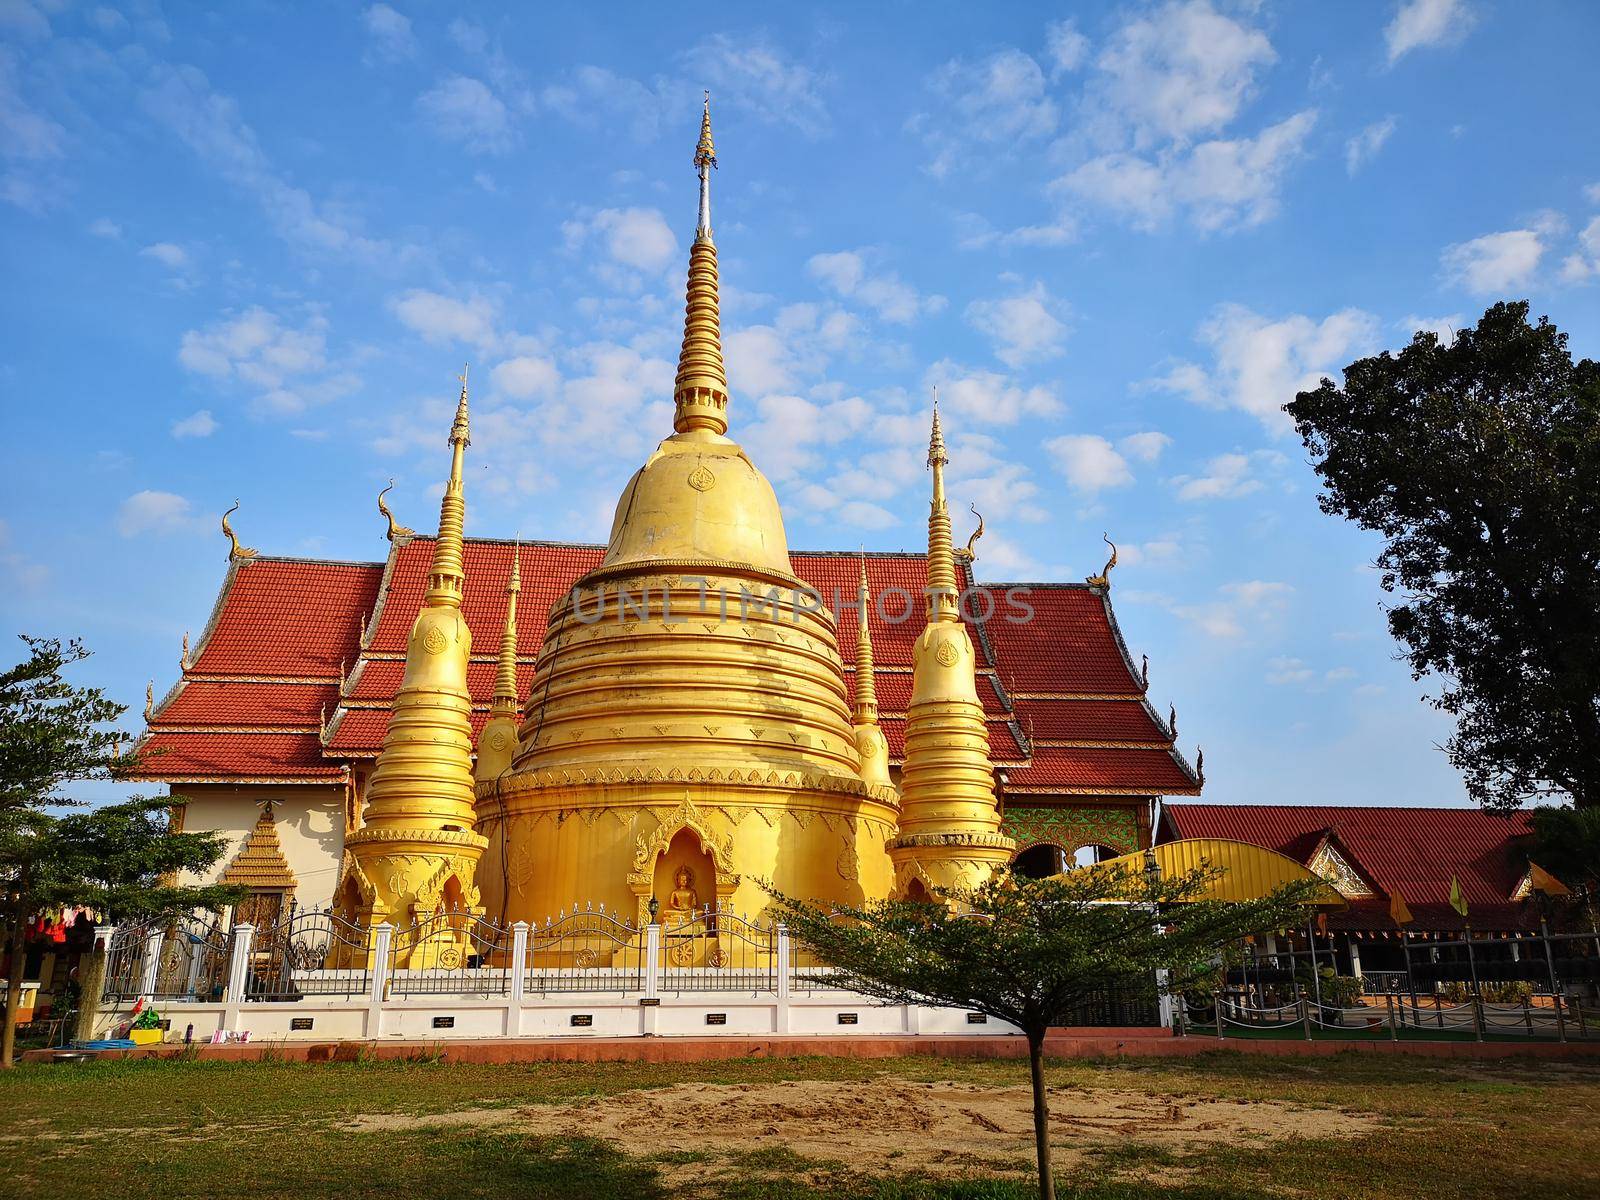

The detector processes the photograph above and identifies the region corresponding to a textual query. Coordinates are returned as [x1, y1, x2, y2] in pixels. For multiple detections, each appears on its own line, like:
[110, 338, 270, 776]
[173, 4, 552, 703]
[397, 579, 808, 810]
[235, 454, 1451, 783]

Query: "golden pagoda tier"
[481, 101, 899, 927]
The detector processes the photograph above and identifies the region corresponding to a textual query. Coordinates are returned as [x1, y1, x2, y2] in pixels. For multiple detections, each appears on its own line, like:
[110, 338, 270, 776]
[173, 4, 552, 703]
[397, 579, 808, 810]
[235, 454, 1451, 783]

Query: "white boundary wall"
[94, 921, 1020, 1043]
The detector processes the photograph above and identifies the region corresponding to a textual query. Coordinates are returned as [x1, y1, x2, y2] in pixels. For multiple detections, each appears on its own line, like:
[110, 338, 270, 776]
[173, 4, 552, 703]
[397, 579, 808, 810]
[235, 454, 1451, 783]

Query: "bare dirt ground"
[347, 1078, 1384, 1179]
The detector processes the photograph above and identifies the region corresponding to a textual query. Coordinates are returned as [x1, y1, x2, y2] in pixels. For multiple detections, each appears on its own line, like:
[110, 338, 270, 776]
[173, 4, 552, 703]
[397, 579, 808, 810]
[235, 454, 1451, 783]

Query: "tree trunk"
[1028, 1029, 1055, 1200]
[1, 908, 26, 1070]
[75, 940, 107, 1045]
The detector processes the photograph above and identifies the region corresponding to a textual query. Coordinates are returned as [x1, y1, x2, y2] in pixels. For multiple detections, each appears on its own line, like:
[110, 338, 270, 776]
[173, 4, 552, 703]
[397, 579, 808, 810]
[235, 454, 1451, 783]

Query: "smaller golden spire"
[924, 392, 958, 624]
[378, 479, 415, 542]
[425, 367, 471, 608]
[491, 547, 522, 719]
[696, 90, 717, 176]
[853, 554, 878, 724]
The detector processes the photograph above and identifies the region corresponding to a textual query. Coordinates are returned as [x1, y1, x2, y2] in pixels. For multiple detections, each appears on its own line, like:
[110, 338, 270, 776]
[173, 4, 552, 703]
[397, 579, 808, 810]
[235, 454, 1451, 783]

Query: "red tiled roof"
[189, 559, 381, 677]
[1013, 697, 1169, 742]
[1007, 747, 1197, 792]
[980, 584, 1144, 696]
[1160, 803, 1540, 931]
[138, 731, 344, 781]
[142, 539, 1190, 798]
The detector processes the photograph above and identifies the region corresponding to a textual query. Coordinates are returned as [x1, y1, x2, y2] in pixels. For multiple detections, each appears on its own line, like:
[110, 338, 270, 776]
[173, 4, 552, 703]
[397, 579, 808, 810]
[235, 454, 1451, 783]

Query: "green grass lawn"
[2, 1051, 1597, 1199]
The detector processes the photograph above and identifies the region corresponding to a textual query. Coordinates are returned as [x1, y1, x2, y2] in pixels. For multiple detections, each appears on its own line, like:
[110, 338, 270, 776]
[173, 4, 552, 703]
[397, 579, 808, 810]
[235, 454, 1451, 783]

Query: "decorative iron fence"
[388, 912, 513, 997]
[244, 907, 374, 1001]
[525, 908, 643, 994]
[660, 909, 777, 994]
[103, 924, 156, 1001]
[151, 912, 231, 1001]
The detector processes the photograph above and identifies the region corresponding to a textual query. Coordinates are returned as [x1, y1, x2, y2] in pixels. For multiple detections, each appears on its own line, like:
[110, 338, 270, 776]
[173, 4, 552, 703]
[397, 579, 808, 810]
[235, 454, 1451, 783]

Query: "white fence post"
[508, 922, 528, 1038]
[775, 923, 790, 1034]
[223, 923, 253, 1034]
[368, 922, 393, 1039]
[1155, 969, 1173, 1028]
[642, 923, 661, 1036]
[138, 927, 164, 1000]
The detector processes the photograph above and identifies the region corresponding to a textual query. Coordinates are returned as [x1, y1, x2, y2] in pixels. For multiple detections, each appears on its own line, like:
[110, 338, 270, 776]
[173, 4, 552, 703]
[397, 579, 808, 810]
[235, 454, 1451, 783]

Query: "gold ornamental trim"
[890, 831, 1016, 851]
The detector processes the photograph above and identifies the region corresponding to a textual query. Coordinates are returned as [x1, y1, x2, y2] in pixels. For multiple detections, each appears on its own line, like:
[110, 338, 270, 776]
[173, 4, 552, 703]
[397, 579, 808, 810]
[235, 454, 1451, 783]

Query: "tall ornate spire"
[476, 546, 522, 785]
[852, 553, 891, 788]
[673, 96, 729, 437]
[343, 368, 486, 955]
[925, 393, 959, 623]
[426, 365, 471, 606]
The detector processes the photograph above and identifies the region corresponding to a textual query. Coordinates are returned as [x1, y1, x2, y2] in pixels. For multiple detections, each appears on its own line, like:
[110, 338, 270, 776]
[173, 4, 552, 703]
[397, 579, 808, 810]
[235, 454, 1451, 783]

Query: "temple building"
[134, 105, 1201, 934]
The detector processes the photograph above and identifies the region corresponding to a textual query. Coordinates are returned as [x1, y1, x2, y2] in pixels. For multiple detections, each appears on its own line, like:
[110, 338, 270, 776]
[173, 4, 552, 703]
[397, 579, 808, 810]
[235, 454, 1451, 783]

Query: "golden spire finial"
[853, 553, 878, 724]
[425, 368, 471, 608]
[377, 479, 415, 542]
[924, 394, 958, 623]
[221, 500, 258, 562]
[672, 98, 730, 437]
[491, 545, 522, 718]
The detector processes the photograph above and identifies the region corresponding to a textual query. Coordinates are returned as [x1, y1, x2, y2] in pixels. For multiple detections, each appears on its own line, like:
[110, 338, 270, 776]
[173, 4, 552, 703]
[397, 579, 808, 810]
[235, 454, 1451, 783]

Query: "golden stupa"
[347, 100, 1009, 949]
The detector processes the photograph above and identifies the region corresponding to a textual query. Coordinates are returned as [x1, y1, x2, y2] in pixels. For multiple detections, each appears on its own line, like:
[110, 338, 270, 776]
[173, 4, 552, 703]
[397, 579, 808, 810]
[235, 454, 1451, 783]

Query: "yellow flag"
[1529, 862, 1572, 897]
[1389, 889, 1413, 927]
[1449, 874, 1469, 918]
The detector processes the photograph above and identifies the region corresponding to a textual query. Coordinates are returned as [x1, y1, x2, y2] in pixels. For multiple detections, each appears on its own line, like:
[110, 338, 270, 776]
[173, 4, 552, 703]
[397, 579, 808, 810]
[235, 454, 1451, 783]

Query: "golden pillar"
[890, 400, 1013, 899]
[342, 371, 487, 961]
[852, 555, 892, 788]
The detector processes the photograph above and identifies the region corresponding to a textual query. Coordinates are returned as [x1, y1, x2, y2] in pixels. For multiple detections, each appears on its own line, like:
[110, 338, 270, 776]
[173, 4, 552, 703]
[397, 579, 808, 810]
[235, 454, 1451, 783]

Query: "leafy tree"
[766, 866, 1319, 1200]
[1287, 302, 1600, 811]
[1528, 805, 1600, 929]
[1, 637, 241, 1067]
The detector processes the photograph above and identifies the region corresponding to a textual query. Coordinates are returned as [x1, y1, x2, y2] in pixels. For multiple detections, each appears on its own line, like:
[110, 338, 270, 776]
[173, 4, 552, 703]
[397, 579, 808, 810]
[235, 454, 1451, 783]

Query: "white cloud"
[806, 250, 942, 324]
[1345, 116, 1397, 175]
[1045, 434, 1133, 494]
[1092, 0, 1276, 148]
[117, 491, 200, 537]
[139, 241, 189, 270]
[924, 361, 1060, 426]
[949, 459, 1047, 523]
[1325, 666, 1358, 682]
[391, 290, 499, 350]
[1266, 656, 1315, 685]
[540, 66, 670, 142]
[1059, 110, 1317, 233]
[417, 76, 512, 154]
[1386, 0, 1476, 65]
[1441, 228, 1545, 294]
[1119, 431, 1172, 463]
[491, 356, 560, 400]
[915, 48, 1058, 178]
[171, 409, 218, 439]
[87, 217, 121, 239]
[1171, 579, 1292, 640]
[965, 281, 1069, 367]
[565, 206, 680, 276]
[1154, 303, 1381, 434]
[362, 4, 417, 63]
[1045, 20, 1090, 76]
[683, 35, 829, 138]
[1171, 452, 1263, 501]
[178, 307, 355, 416]
[141, 65, 408, 264]
[1560, 214, 1600, 282]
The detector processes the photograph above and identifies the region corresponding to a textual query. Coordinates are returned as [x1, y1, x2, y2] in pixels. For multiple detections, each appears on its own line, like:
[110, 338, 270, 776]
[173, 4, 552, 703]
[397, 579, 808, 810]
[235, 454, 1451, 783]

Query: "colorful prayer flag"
[1449, 874, 1469, 918]
[1389, 889, 1413, 927]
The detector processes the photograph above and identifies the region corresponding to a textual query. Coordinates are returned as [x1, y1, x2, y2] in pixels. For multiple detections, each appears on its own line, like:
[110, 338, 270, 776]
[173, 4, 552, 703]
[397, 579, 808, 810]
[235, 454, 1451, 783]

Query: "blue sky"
[3, 0, 1598, 808]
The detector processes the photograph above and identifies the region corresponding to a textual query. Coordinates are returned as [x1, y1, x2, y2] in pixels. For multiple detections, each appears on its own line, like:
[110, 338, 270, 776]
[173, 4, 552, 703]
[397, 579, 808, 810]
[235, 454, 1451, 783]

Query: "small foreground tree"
[766, 866, 1320, 1200]
[1, 636, 240, 1066]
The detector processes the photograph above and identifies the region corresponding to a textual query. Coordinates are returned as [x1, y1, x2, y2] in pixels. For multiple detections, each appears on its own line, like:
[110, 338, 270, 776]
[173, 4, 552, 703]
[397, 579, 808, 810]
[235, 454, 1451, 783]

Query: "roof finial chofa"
[1085, 533, 1118, 588]
[378, 479, 415, 542]
[221, 500, 258, 562]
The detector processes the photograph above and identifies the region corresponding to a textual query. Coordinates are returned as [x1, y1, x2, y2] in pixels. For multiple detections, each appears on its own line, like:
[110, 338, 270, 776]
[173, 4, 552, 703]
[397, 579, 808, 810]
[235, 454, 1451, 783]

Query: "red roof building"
[1159, 802, 1543, 934]
[138, 537, 1201, 905]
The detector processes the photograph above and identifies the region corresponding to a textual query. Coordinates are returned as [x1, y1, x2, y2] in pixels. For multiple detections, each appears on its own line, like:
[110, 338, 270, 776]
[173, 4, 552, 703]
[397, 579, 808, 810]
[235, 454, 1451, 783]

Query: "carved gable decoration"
[1307, 834, 1373, 899]
[221, 803, 298, 892]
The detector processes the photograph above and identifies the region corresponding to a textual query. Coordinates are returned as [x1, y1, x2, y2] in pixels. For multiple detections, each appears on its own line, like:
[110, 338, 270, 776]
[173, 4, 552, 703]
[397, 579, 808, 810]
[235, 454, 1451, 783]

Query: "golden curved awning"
[1087, 839, 1346, 908]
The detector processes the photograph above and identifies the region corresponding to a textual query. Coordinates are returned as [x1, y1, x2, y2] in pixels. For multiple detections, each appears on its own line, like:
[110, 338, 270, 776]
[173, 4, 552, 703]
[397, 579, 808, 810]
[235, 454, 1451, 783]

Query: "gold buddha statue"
[664, 866, 700, 925]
